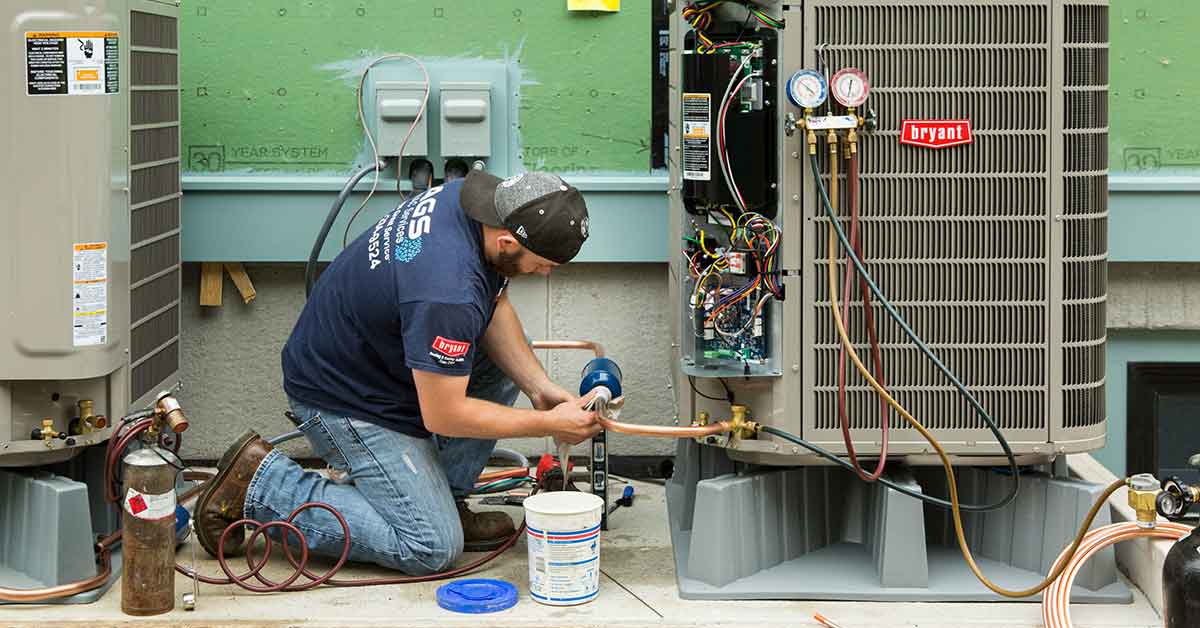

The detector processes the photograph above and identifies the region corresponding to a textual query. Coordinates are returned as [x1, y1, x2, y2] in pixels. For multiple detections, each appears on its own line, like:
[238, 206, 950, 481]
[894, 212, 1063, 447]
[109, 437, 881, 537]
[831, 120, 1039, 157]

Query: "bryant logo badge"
[431, 336, 471, 359]
[899, 119, 973, 149]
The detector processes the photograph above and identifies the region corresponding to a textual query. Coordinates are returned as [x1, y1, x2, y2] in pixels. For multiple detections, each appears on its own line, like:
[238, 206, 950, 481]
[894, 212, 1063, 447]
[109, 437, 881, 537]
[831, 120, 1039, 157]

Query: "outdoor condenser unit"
[666, 0, 1112, 601]
[0, 0, 180, 599]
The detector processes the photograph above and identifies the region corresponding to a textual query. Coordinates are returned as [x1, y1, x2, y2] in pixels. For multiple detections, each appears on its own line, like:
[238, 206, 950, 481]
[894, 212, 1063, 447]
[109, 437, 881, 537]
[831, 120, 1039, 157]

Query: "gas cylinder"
[1163, 526, 1200, 627]
[120, 447, 178, 616]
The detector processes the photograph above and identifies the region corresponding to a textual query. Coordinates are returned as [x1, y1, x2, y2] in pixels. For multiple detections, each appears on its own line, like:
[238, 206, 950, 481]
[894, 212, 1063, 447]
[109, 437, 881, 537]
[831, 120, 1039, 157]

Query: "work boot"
[194, 430, 273, 557]
[458, 500, 516, 552]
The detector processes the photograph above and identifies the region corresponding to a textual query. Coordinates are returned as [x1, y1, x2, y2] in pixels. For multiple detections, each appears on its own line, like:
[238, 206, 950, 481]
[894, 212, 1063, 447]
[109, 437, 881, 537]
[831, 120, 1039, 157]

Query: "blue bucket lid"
[437, 579, 518, 614]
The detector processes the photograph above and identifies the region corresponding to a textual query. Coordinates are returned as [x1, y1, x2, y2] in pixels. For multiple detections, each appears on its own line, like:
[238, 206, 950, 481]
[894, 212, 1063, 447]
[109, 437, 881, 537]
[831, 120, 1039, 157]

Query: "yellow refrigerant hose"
[821, 141, 1126, 599]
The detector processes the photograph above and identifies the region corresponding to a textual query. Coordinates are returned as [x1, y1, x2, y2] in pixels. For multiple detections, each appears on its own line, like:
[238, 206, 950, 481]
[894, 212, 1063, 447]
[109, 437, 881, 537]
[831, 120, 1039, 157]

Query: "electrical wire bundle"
[682, 1, 784, 53]
[705, 210, 781, 339]
[716, 51, 759, 211]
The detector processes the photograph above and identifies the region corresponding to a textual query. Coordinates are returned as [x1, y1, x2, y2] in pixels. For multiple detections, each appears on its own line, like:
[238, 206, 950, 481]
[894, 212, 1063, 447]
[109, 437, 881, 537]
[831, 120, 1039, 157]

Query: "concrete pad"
[4, 477, 1163, 628]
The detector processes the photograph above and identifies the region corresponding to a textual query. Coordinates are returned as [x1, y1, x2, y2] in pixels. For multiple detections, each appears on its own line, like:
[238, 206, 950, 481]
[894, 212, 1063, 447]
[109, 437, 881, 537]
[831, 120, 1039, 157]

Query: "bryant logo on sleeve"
[430, 336, 471, 365]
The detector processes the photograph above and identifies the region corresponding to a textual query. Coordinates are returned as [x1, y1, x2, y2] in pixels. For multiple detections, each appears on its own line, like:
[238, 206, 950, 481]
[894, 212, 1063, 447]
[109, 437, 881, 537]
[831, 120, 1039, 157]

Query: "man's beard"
[494, 249, 525, 278]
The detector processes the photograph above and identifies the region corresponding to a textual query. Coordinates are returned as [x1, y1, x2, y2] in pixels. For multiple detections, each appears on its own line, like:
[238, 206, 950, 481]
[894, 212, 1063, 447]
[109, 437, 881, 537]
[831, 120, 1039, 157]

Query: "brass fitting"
[847, 128, 859, 155]
[727, 405, 759, 439]
[697, 410, 710, 426]
[76, 399, 107, 432]
[155, 392, 189, 434]
[1127, 473, 1161, 528]
[32, 419, 65, 447]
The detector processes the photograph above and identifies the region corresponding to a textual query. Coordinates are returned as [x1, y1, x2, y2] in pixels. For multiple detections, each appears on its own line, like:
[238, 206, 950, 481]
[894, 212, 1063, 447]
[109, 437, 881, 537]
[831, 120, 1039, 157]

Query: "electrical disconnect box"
[440, 81, 492, 158]
[374, 80, 430, 157]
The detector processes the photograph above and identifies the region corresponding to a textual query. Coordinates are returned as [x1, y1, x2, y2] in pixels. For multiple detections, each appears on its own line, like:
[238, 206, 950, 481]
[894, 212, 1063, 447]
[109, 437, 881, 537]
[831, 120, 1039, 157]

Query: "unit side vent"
[129, 6, 181, 404]
[1061, 3, 1108, 429]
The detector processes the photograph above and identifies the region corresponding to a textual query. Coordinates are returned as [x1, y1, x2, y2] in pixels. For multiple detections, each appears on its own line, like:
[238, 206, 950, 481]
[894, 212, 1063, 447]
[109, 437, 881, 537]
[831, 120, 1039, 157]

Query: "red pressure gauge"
[830, 67, 869, 108]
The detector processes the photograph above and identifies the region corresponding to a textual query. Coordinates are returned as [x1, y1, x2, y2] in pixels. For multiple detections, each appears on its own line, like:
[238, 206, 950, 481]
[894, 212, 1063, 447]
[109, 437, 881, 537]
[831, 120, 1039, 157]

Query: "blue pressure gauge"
[786, 69, 827, 109]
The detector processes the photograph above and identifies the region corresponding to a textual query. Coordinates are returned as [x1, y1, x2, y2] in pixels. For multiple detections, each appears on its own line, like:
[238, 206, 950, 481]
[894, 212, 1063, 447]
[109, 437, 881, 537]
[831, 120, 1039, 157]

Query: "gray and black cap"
[461, 170, 590, 264]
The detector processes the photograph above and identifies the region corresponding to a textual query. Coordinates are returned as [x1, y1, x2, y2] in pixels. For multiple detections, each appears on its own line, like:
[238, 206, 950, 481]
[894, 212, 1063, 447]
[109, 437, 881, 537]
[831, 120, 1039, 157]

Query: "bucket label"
[26, 32, 120, 96]
[124, 487, 175, 521]
[527, 523, 601, 604]
[72, 242, 108, 347]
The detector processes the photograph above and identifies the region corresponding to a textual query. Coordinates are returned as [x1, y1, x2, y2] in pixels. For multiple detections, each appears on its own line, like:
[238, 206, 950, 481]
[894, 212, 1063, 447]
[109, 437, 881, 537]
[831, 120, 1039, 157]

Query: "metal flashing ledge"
[181, 173, 669, 263]
[1109, 175, 1200, 263]
[182, 173, 1197, 264]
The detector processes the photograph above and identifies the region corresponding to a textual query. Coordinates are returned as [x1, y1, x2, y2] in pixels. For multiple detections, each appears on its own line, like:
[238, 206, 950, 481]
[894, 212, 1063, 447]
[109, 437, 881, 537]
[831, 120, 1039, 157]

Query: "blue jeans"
[244, 355, 520, 574]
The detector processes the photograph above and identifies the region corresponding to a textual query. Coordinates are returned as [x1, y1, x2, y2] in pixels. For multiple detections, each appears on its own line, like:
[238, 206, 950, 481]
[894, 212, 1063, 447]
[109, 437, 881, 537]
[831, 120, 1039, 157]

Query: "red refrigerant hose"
[836, 149, 891, 481]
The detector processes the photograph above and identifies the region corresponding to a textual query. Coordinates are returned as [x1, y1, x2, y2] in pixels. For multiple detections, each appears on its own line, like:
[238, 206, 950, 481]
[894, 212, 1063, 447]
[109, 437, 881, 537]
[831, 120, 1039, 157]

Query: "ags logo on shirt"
[431, 336, 471, 364]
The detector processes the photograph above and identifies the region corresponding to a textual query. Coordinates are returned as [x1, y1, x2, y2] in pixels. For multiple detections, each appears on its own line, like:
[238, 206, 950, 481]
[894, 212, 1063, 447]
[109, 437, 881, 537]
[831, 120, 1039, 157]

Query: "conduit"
[1041, 521, 1191, 628]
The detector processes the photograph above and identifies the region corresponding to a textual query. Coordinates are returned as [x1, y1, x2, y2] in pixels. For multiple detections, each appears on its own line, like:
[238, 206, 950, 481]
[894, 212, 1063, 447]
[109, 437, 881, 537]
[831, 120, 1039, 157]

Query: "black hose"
[760, 425, 999, 512]
[306, 162, 385, 299]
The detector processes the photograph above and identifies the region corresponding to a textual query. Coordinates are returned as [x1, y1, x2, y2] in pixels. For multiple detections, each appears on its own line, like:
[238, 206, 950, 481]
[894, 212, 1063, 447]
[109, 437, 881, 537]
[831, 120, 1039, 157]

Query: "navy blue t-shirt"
[282, 179, 508, 437]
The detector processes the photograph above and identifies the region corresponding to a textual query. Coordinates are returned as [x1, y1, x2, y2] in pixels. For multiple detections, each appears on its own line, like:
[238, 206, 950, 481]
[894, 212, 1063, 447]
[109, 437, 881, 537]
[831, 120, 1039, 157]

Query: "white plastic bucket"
[522, 491, 604, 606]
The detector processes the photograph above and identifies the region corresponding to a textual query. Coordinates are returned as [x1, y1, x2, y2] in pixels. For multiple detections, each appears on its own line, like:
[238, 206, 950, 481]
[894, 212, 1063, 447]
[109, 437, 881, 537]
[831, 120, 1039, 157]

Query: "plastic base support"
[665, 439, 1132, 602]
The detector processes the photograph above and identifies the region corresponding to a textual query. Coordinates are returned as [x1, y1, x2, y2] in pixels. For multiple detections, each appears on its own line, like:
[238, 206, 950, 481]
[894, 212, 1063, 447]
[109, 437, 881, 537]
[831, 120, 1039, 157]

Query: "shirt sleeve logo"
[431, 336, 471, 359]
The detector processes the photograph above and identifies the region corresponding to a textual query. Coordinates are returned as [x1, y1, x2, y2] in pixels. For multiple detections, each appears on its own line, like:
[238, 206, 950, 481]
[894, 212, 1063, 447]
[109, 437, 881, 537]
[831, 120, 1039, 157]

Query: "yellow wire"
[823, 141, 1127, 599]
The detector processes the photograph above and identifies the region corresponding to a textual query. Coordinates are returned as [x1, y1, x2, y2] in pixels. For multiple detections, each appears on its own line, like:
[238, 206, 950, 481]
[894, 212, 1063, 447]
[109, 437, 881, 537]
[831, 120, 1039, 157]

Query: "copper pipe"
[599, 417, 732, 438]
[0, 552, 112, 603]
[534, 340, 731, 438]
[531, 340, 605, 358]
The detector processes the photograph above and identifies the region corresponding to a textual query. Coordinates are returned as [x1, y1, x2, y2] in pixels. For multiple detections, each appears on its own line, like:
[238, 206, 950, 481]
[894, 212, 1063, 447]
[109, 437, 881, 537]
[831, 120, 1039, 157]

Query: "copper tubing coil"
[1042, 521, 1192, 628]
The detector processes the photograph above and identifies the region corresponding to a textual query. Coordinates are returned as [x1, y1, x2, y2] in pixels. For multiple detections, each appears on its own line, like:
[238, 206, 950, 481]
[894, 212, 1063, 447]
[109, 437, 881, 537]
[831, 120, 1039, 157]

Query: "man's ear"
[496, 231, 520, 252]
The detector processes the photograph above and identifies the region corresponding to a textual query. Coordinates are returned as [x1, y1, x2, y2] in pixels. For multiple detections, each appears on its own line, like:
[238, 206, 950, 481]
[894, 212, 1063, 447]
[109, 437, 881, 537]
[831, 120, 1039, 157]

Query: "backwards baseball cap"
[461, 170, 590, 264]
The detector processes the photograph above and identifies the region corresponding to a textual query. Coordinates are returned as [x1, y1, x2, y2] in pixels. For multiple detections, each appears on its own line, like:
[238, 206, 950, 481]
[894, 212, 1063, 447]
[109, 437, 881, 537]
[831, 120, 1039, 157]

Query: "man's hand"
[542, 390, 602, 445]
[530, 381, 575, 411]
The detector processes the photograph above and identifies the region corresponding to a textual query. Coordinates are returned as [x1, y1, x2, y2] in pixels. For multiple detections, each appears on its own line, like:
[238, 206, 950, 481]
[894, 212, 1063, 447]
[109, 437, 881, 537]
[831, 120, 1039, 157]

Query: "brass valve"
[697, 410, 710, 426]
[31, 419, 67, 447]
[155, 392, 189, 434]
[728, 404, 759, 440]
[1127, 473, 1162, 529]
[75, 399, 108, 433]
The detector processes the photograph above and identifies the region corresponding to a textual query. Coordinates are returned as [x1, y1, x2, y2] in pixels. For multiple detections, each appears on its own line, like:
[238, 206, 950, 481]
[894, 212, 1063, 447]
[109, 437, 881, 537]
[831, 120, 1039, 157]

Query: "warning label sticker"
[682, 93, 711, 181]
[72, 242, 108, 347]
[26, 31, 119, 96]
[124, 487, 175, 521]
